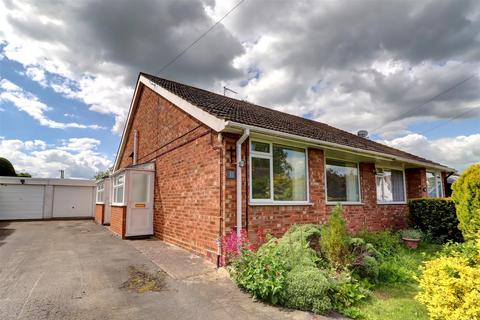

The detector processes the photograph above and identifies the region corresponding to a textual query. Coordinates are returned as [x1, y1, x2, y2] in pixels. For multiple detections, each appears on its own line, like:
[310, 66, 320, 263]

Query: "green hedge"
[408, 198, 463, 243]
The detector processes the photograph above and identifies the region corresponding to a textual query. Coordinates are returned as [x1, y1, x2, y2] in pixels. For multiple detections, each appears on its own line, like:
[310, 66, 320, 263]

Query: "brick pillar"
[110, 206, 127, 238]
[95, 204, 105, 224]
[405, 168, 427, 199]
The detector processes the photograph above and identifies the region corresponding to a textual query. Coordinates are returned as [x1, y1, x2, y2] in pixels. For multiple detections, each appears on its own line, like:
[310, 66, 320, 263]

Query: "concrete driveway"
[0, 220, 334, 320]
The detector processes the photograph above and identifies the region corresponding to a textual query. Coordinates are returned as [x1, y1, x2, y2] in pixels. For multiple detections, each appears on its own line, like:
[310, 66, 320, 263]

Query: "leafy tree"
[452, 163, 480, 240]
[93, 166, 113, 180]
[0, 157, 16, 176]
[17, 172, 32, 177]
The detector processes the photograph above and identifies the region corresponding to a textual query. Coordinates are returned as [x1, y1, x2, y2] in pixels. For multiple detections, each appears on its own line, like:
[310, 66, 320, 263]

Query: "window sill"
[96, 202, 105, 205]
[249, 202, 314, 206]
[326, 202, 363, 206]
[111, 203, 126, 207]
[377, 202, 407, 205]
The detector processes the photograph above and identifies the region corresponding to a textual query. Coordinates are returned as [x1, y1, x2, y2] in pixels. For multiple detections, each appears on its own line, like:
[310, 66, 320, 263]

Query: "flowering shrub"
[416, 239, 480, 320]
[222, 228, 252, 263]
[230, 238, 288, 305]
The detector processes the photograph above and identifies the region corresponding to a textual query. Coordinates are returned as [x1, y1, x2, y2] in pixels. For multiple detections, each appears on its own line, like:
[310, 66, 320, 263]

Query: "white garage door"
[0, 185, 45, 219]
[52, 186, 93, 218]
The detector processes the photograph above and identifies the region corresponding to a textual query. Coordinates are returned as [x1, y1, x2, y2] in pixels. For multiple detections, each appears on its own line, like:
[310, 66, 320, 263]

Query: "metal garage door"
[0, 185, 45, 219]
[52, 186, 93, 218]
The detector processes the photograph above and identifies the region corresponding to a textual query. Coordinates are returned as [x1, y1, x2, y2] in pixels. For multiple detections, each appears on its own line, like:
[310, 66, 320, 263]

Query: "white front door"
[125, 171, 154, 236]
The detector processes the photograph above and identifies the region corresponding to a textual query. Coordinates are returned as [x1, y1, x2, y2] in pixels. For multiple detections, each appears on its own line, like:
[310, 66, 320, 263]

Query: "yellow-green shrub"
[416, 240, 480, 320]
[451, 163, 480, 240]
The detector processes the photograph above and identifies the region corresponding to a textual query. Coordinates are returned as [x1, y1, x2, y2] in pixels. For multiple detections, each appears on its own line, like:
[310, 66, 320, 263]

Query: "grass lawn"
[356, 242, 441, 320]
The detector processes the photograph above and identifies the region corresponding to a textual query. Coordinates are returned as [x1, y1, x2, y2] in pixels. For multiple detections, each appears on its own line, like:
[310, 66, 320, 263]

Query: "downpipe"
[236, 129, 250, 238]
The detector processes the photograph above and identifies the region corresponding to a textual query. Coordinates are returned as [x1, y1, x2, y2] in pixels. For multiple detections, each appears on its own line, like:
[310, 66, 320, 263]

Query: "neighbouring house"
[95, 72, 454, 264]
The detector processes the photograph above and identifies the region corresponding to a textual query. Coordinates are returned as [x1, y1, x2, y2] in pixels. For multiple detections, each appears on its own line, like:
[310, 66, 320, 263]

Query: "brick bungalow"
[98, 72, 454, 264]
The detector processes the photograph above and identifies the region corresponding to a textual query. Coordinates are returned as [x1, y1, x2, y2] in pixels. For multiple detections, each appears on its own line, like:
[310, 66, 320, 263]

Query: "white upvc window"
[249, 140, 309, 204]
[96, 181, 104, 203]
[325, 158, 361, 204]
[112, 174, 125, 205]
[376, 168, 406, 204]
[426, 171, 444, 198]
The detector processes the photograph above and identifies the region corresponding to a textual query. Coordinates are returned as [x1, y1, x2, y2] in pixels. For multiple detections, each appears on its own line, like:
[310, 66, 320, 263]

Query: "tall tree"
[0, 157, 16, 176]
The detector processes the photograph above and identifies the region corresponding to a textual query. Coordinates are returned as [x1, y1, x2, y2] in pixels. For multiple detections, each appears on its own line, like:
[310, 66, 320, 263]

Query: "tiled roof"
[141, 72, 448, 169]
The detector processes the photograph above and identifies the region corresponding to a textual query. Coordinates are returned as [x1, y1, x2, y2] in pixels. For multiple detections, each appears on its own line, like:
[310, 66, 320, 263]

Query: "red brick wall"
[119, 86, 203, 169]
[328, 163, 408, 233]
[118, 85, 222, 260]
[117, 84, 432, 260]
[405, 168, 427, 199]
[222, 135, 411, 242]
[95, 204, 104, 224]
[110, 205, 126, 238]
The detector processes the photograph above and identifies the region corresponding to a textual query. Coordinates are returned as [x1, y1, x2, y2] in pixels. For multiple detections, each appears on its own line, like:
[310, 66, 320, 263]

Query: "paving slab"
[129, 239, 216, 279]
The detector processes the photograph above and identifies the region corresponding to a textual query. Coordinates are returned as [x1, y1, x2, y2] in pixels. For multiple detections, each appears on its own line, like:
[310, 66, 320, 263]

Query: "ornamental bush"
[276, 224, 322, 269]
[408, 198, 462, 243]
[283, 266, 333, 314]
[230, 239, 288, 305]
[349, 237, 381, 282]
[416, 249, 480, 320]
[452, 163, 480, 240]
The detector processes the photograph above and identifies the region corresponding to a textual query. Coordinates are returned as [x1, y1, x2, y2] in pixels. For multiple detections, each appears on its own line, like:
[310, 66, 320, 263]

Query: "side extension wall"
[118, 86, 222, 260]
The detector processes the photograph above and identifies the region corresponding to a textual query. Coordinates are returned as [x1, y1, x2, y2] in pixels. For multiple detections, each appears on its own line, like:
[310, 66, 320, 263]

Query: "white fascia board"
[114, 77, 143, 171]
[113, 75, 227, 171]
[224, 121, 455, 172]
[0, 177, 95, 187]
[140, 76, 227, 132]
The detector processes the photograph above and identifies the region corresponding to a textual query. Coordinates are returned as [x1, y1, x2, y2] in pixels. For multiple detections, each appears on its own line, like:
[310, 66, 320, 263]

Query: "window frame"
[96, 181, 105, 204]
[426, 170, 444, 198]
[324, 157, 362, 205]
[112, 173, 126, 205]
[375, 167, 407, 205]
[249, 139, 310, 205]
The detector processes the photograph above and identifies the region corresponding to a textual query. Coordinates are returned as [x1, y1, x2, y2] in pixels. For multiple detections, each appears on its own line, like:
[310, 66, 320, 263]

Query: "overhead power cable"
[418, 105, 480, 136]
[372, 74, 476, 134]
[157, 0, 246, 75]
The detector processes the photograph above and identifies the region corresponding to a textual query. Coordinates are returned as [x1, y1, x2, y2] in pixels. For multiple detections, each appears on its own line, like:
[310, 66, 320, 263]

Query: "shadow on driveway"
[0, 221, 14, 247]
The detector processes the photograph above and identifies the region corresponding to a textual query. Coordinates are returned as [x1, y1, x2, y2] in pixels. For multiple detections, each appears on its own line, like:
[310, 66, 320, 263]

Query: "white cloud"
[209, 0, 480, 137]
[59, 137, 100, 152]
[25, 66, 47, 86]
[378, 133, 480, 172]
[24, 139, 47, 150]
[0, 78, 104, 129]
[0, 0, 243, 134]
[0, 137, 111, 178]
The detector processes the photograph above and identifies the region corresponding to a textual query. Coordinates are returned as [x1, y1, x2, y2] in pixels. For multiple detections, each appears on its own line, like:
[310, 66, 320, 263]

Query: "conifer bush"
[321, 205, 349, 267]
[451, 163, 480, 240]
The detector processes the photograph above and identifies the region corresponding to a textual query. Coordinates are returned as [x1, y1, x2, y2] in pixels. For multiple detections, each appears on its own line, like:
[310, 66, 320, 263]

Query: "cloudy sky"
[0, 0, 479, 178]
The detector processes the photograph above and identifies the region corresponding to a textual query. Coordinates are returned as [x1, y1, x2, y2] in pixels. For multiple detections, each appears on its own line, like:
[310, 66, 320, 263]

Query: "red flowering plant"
[222, 228, 253, 265]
